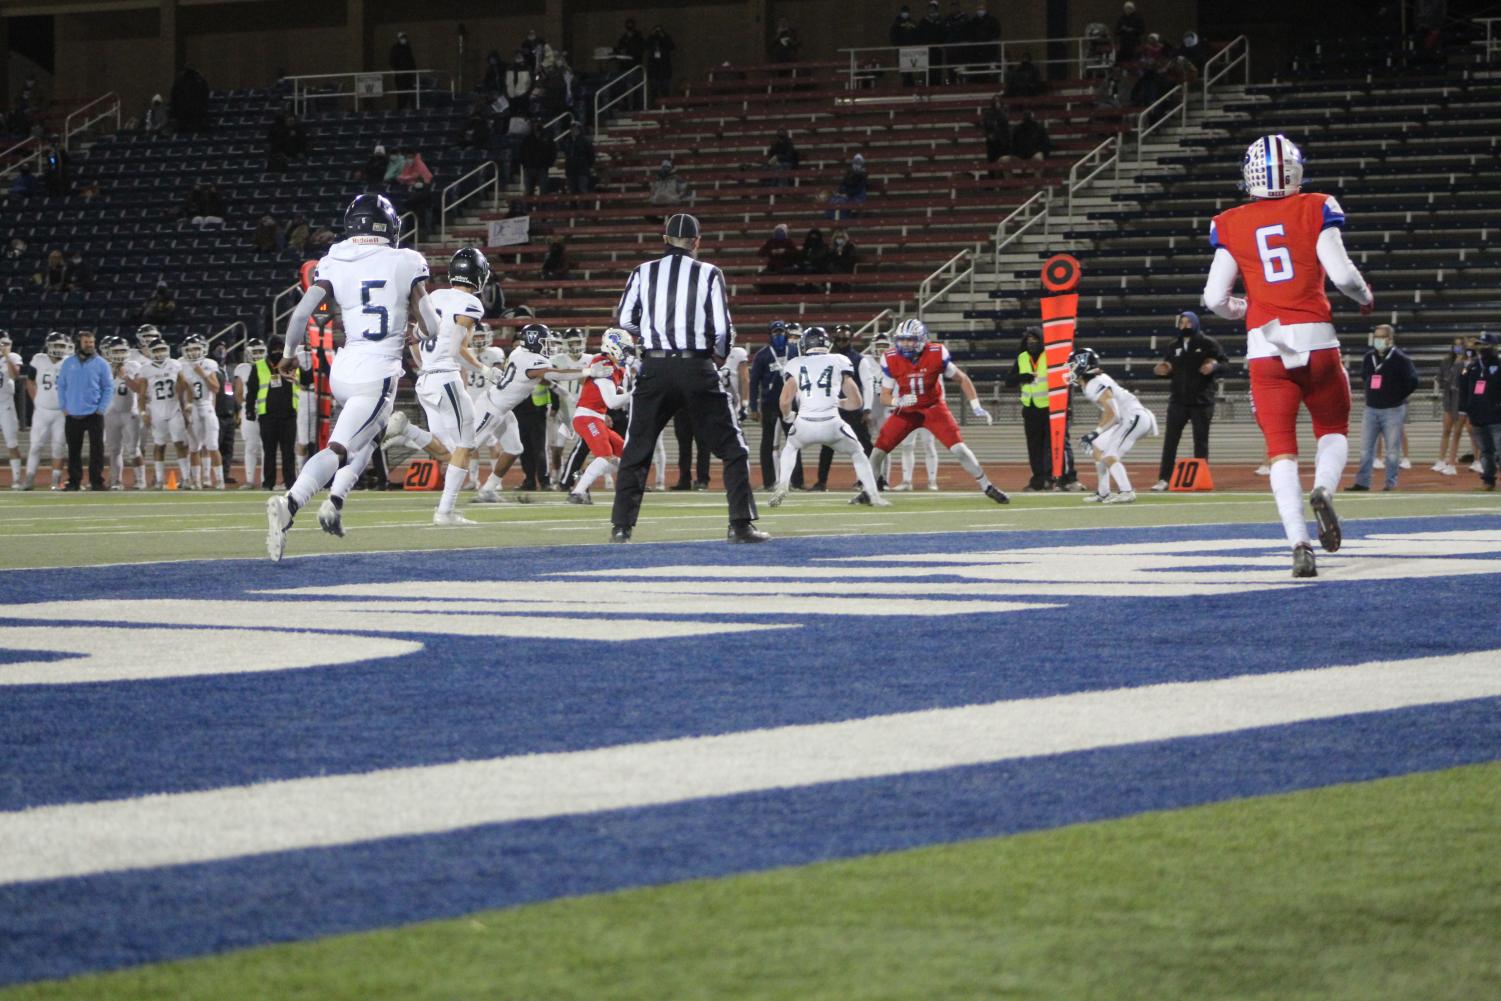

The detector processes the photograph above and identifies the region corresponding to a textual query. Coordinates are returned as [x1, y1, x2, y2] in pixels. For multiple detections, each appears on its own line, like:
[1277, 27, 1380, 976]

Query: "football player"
[386, 246, 494, 525]
[177, 334, 225, 489]
[567, 329, 635, 504]
[770, 326, 884, 507]
[462, 323, 512, 496]
[139, 336, 193, 488]
[1070, 348, 1158, 504]
[101, 336, 147, 490]
[22, 332, 70, 490]
[0, 331, 22, 487]
[547, 327, 588, 484]
[232, 339, 267, 489]
[1202, 134, 1374, 577]
[266, 193, 440, 559]
[867, 319, 1007, 505]
[126, 324, 159, 367]
[471, 322, 582, 501]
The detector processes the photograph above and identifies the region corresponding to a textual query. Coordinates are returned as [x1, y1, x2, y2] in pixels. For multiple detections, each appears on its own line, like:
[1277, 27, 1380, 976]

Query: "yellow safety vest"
[254, 359, 298, 416]
[1018, 352, 1048, 408]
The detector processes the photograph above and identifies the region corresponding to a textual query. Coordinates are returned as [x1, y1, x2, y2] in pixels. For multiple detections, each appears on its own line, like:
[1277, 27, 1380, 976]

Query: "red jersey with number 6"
[881, 343, 953, 409]
[1209, 192, 1346, 330]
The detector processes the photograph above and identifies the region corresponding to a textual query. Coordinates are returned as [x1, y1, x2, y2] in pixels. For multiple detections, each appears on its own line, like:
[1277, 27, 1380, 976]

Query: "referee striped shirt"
[616, 248, 732, 355]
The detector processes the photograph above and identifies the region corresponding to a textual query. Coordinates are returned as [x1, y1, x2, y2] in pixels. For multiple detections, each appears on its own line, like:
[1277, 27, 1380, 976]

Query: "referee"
[610, 213, 767, 543]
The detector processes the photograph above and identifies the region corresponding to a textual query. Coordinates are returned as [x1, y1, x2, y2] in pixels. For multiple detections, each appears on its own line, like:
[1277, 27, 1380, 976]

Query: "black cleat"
[808, 482, 828, 492]
[1309, 486, 1341, 552]
[609, 525, 632, 543]
[670, 480, 692, 491]
[1292, 542, 1318, 578]
[984, 485, 1010, 505]
[567, 491, 592, 505]
[727, 522, 771, 543]
[849, 490, 872, 506]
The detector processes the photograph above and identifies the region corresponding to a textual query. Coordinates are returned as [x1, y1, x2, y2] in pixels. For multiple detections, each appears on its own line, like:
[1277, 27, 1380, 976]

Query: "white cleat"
[1083, 492, 1110, 503]
[383, 410, 410, 444]
[927, 482, 939, 491]
[433, 509, 476, 526]
[1471, 461, 1484, 473]
[12, 481, 27, 490]
[870, 493, 893, 506]
[1254, 464, 1270, 476]
[1150, 480, 1169, 492]
[109, 483, 124, 491]
[1398, 457, 1411, 470]
[265, 495, 292, 561]
[767, 486, 789, 508]
[1103, 490, 1136, 504]
[1430, 460, 1447, 472]
[317, 498, 345, 538]
[891, 481, 913, 492]
[1442, 464, 1458, 476]
[472, 489, 502, 504]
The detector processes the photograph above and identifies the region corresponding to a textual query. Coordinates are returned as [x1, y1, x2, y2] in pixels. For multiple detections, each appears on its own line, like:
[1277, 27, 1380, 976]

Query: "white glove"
[970, 400, 993, 425]
[481, 365, 495, 383]
[892, 392, 918, 409]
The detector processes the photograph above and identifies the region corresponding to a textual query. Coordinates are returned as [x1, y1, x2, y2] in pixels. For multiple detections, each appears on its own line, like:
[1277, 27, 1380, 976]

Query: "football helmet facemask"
[181, 335, 207, 362]
[517, 323, 550, 354]
[150, 339, 172, 362]
[103, 336, 129, 365]
[893, 319, 928, 359]
[45, 332, 70, 361]
[246, 339, 268, 362]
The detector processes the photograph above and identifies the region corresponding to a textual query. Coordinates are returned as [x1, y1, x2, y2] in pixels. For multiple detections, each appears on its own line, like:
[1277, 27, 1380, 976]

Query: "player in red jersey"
[567, 328, 634, 505]
[866, 319, 1008, 505]
[1202, 134, 1374, 578]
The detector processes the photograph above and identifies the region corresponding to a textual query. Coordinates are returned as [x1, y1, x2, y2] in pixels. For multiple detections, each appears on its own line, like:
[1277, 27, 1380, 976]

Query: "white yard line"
[3, 649, 1497, 886]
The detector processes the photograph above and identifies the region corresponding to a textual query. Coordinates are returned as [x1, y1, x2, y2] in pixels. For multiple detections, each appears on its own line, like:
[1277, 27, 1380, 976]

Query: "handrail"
[1202, 35, 1251, 110]
[206, 320, 248, 351]
[439, 160, 499, 242]
[838, 36, 1090, 90]
[542, 109, 574, 141]
[1480, 18, 1501, 61]
[1135, 83, 1185, 163]
[63, 92, 121, 153]
[270, 281, 303, 336]
[593, 64, 647, 134]
[1067, 136, 1118, 216]
[398, 210, 419, 247]
[854, 308, 894, 343]
[280, 68, 451, 116]
[916, 249, 973, 320]
[0, 135, 41, 182]
[990, 188, 1051, 278]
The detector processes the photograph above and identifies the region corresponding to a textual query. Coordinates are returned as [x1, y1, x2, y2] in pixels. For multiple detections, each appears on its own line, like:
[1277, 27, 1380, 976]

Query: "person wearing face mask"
[890, 6, 922, 84]
[749, 320, 804, 490]
[1151, 310, 1228, 490]
[1434, 337, 1471, 476]
[1461, 333, 1501, 491]
[1349, 324, 1418, 492]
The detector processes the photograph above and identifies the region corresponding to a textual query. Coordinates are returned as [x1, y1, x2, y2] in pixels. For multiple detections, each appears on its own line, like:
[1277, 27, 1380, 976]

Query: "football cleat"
[567, 491, 592, 505]
[984, 484, 1010, 505]
[767, 486, 789, 507]
[1102, 489, 1136, 504]
[1083, 492, 1109, 503]
[869, 493, 893, 507]
[1151, 480, 1170, 492]
[927, 482, 940, 491]
[265, 495, 292, 561]
[1242, 134, 1304, 200]
[727, 522, 771, 543]
[472, 489, 502, 504]
[317, 499, 344, 538]
[383, 410, 410, 444]
[433, 510, 477, 526]
[609, 525, 632, 543]
[1309, 485, 1341, 553]
[1292, 542, 1317, 578]
[848, 490, 871, 505]
[891, 481, 913, 492]
[448, 246, 492, 291]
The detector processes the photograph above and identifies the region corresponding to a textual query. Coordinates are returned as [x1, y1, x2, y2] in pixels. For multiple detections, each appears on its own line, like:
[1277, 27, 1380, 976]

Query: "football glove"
[892, 392, 918, 409]
[481, 365, 495, 383]
[969, 399, 993, 425]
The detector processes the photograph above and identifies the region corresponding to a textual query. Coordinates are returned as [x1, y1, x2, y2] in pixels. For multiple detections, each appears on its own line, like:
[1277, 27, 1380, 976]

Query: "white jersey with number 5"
[421, 287, 485, 375]
[30, 355, 63, 410]
[784, 353, 853, 419]
[315, 238, 431, 383]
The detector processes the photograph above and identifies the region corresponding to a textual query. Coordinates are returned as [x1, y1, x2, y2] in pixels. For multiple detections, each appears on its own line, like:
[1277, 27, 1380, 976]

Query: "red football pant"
[1249, 347, 1351, 459]
[874, 404, 962, 452]
[573, 415, 623, 458]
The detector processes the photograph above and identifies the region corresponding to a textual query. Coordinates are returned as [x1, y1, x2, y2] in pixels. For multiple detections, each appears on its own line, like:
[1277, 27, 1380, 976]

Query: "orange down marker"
[1039, 254, 1080, 480]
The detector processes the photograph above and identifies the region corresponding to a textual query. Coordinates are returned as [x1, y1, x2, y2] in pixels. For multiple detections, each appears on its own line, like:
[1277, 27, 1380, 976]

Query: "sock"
[134, 464, 147, 489]
[851, 449, 881, 498]
[1269, 458, 1310, 546]
[8, 458, 18, 483]
[924, 440, 939, 484]
[1313, 434, 1347, 494]
[437, 462, 468, 513]
[155, 460, 165, 485]
[481, 473, 502, 493]
[1108, 461, 1132, 494]
[51, 467, 61, 486]
[950, 444, 991, 490]
[576, 456, 613, 494]
[400, 424, 434, 450]
[900, 443, 914, 485]
[775, 442, 799, 491]
[111, 456, 123, 485]
[468, 460, 480, 485]
[330, 443, 376, 501]
[177, 458, 190, 483]
[1095, 460, 1110, 497]
[288, 448, 341, 508]
[296, 452, 306, 474]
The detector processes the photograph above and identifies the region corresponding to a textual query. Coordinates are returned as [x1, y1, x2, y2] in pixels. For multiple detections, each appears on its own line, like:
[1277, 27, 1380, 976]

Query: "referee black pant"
[613, 355, 757, 528]
[674, 410, 711, 485]
[816, 408, 873, 485]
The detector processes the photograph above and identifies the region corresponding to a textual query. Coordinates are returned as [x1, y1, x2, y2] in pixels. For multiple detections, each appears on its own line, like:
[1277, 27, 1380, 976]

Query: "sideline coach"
[610, 213, 767, 543]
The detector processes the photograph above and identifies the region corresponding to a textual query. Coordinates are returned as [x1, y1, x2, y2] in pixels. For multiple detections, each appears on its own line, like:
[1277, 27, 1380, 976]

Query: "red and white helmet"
[1242, 134, 1304, 199]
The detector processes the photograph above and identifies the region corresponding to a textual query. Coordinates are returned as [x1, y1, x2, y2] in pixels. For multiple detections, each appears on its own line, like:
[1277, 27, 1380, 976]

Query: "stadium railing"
[62, 93, 121, 154]
[916, 249, 975, 320]
[281, 69, 452, 116]
[1202, 35, 1251, 111]
[836, 38, 1090, 90]
[439, 160, 499, 242]
[594, 64, 648, 134]
[1478, 17, 1501, 60]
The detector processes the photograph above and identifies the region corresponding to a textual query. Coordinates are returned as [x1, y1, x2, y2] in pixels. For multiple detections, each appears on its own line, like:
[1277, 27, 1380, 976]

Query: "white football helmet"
[181, 335, 207, 362]
[1242, 134, 1304, 200]
[102, 336, 130, 365]
[866, 333, 892, 357]
[0, 332, 11, 354]
[470, 324, 492, 353]
[893, 318, 928, 358]
[600, 327, 634, 363]
[564, 328, 587, 357]
[135, 324, 161, 348]
[542, 330, 565, 356]
[150, 339, 172, 362]
[46, 331, 70, 362]
[245, 339, 268, 363]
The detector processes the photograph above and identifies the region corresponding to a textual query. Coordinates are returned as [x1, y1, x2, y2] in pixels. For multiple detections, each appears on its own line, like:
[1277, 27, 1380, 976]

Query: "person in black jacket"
[560, 122, 595, 193]
[1350, 325, 1419, 491]
[244, 337, 299, 489]
[390, 32, 418, 109]
[519, 120, 557, 197]
[1152, 310, 1227, 489]
[646, 26, 675, 96]
[890, 5, 923, 84]
[748, 321, 803, 488]
[1461, 332, 1501, 490]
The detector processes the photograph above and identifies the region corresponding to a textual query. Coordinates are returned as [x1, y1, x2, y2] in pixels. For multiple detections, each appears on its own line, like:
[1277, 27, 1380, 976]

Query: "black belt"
[643, 349, 713, 359]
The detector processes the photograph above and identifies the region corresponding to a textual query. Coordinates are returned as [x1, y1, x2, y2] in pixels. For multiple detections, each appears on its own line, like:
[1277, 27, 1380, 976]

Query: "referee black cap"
[665, 213, 700, 240]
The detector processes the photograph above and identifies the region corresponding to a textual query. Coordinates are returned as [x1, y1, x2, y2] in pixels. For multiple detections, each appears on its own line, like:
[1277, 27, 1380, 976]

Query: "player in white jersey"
[385, 246, 494, 524]
[22, 332, 70, 490]
[769, 327, 884, 507]
[1070, 349, 1159, 504]
[546, 327, 588, 482]
[138, 338, 193, 488]
[0, 332, 23, 487]
[100, 336, 147, 490]
[232, 339, 266, 489]
[859, 333, 891, 486]
[266, 194, 439, 559]
[176, 335, 225, 489]
[462, 323, 511, 494]
[471, 322, 581, 502]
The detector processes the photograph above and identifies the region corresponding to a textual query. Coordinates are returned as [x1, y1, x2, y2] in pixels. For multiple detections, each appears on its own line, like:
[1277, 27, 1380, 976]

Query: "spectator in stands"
[769, 18, 801, 63]
[463, 103, 491, 150]
[170, 67, 210, 132]
[757, 224, 799, 291]
[1138, 32, 1167, 65]
[361, 144, 388, 190]
[140, 282, 178, 325]
[615, 20, 646, 72]
[505, 51, 534, 112]
[284, 214, 311, 254]
[1165, 50, 1199, 89]
[917, 1, 946, 83]
[971, 3, 1002, 71]
[1151, 310, 1226, 491]
[266, 112, 308, 169]
[519, 121, 557, 197]
[765, 128, 799, 185]
[828, 153, 868, 219]
[540, 237, 570, 280]
[828, 229, 858, 274]
[1115, 2, 1146, 63]
[520, 29, 546, 69]
[66, 249, 92, 290]
[390, 32, 418, 110]
[482, 51, 505, 93]
[183, 184, 225, 228]
[38, 139, 69, 197]
[1085, 22, 1117, 77]
[1010, 110, 1051, 163]
[1351, 325, 1419, 492]
[144, 94, 168, 133]
[1004, 51, 1045, 97]
[647, 159, 691, 211]
[560, 121, 595, 194]
[396, 146, 433, 189]
[646, 26, 676, 96]
[252, 214, 281, 253]
[890, 6, 922, 85]
[800, 227, 830, 274]
[4, 237, 26, 260]
[308, 224, 337, 254]
[35, 249, 73, 291]
[981, 96, 1011, 166]
[78, 180, 101, 203]
[942, 0, 971, 82]
[1462, 333, 1501, 491]
[382, 147, 407, 185]
[1131, 60, 1169, 113]
[6, 164, 38, 201]
[1179, 31, 1209, 71]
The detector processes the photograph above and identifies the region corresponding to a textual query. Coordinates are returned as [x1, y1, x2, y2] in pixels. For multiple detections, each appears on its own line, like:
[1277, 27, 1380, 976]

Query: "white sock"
[111, 456, 123, 485]
[1095, 460, 1109, 497]
[437, 462, 467, 513]
[288, 448, 341, 509]
[576, 455, 613, 494]
[8, 459, 18, 483]
[51, 467, 61, 486]
[924, 441, 939, 484]
[481, 473, 502, 493]
[176, 458, 190, 482]
[401, 424, 434, 450]
[900, 444, 914, 485]
[1108, 461, 1132, 493]
[851, 450, 881, 498]
[1313, 433, 1347, 494]
[1269, 458, 1310, 546]
[24, 451, 39, 479]
[134, 463, 147, 489]
[468, 460, 480, 485]
[155, 460, 165, 484]
[201, 458, 211, 484]
[331, 443, 376, 501]
[950, 443, 991, 490]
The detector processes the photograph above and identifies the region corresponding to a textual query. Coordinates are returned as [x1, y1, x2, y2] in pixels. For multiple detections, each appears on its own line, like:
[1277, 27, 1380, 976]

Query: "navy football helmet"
[517, 323, 550, 354]
[344, 194, 400, 243]
[800, 326, 831, 354]
[448, 246, 491, 290]
[1069, 347, 1101, 383]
